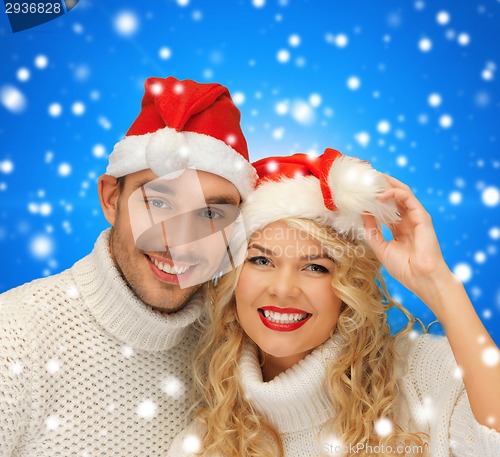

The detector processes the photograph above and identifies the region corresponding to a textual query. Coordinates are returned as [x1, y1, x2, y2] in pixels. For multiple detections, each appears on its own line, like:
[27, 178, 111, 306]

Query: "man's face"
[108, 168, 241, 312]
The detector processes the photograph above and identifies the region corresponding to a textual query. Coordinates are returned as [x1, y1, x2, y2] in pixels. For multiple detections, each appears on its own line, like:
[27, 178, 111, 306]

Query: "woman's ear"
[98, 174, 121, 225]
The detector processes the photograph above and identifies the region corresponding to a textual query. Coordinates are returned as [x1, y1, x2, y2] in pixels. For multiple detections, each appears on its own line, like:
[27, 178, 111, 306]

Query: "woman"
[169, 149, 500, 456]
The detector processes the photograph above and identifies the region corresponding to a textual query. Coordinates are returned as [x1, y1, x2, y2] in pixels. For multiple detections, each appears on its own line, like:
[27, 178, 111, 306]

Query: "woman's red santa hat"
[242, 148, 399, 239]
[106, 76, 257, 198]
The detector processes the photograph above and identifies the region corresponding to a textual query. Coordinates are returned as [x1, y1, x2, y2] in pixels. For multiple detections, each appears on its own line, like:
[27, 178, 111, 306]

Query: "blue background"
[1, 0, 499, 343]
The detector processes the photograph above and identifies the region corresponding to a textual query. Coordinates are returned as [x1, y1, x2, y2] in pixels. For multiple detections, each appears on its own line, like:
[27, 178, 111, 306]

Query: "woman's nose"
[267, 268, 301, 299]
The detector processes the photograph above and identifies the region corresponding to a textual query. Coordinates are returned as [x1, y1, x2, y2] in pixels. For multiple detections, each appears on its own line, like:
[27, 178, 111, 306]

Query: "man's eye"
[148, 199, 169, 209]
[198, 208, 223, 219]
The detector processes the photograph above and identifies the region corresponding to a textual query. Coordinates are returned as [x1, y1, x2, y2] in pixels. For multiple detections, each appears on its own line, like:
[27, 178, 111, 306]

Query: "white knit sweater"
[0, 229, 203, 457]
[169, 334, 500, 456]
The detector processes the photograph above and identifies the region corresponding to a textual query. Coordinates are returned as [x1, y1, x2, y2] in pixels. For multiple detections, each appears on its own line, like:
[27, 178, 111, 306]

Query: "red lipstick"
[258, 306, 312, 332]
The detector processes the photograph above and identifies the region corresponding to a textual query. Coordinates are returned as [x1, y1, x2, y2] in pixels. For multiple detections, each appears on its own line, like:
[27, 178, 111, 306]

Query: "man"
[0, 76, 256, 456]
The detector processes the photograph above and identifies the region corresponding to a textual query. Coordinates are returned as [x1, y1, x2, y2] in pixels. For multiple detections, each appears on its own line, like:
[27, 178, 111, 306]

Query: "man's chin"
[143, 284, 201, 314]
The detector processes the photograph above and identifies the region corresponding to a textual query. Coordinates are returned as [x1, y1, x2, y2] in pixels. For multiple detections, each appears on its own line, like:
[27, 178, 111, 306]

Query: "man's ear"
[98, 174, 121, 225]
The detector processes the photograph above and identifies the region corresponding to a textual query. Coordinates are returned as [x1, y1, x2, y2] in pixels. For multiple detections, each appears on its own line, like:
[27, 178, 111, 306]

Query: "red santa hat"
[106, 76, 257, 198]
[242, 148, 399, 239]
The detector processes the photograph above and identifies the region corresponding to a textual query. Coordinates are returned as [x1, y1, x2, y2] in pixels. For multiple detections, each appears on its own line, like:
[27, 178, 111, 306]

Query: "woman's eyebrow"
[247, 243, 275, 256]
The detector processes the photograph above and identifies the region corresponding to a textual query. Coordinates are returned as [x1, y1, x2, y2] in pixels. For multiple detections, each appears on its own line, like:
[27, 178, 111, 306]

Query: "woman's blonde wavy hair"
[192, 217, 428, 456]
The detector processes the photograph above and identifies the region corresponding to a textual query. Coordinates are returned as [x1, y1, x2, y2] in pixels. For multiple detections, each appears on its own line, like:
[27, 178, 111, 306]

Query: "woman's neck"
[260, 350, 312, 381]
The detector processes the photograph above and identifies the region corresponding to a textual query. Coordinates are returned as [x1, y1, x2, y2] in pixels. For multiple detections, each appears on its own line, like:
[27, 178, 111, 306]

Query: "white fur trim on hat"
[328, 155, 399, 235]
[242, 157, 399, 239]
[242, 176, 335, 234]
[106, 127, 257, 198]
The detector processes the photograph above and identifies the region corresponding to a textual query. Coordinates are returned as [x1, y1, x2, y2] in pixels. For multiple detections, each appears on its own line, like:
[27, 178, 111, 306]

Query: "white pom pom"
[328, 156, 398, 236]
[145, 128, 188, 176]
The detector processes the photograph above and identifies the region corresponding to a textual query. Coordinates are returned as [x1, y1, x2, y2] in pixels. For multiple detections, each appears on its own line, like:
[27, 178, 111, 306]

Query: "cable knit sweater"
[0, 229, 203, 457]
[168, 334, 500, 457]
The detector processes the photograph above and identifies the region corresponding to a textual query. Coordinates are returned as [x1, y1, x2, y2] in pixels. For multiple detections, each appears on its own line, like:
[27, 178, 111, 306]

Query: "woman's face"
[235, 221, 343, 372]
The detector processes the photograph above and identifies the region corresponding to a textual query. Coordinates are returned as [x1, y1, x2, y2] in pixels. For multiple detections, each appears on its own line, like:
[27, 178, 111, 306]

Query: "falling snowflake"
[439, 114, 453, 128]
[453, 263, 472, 283]
[277, 49, 290, 63]
[162, 375, 185, 398]
[58, 163, 72, 177]
[182, 434, 201, 453]
[46, 415, 61, 430]
[347, 76, 361, 90]
[0, 85, 27, 113]
[114, 11, 139, 36]
[377, 120, 391, 134]
[291, 100, 314, 125]
[17, 68, 30, 82]
[48, 103, 62, 117]
[374, 417, 393, 437]
[0, 160, 14, 174]
[481, 186, 499, 207]
[428, 93, 442, 107]
[30, 235, 54, 259]
[449, 191, 462, 205]
[136, 399, 157, 419]
[482, 347, 500, 366]
[418, 38, 432, 52]
[232, 92, 245, 106]
[355, 131, 370, 148]
[45, 359, 61, 375]
[436, 11, 450, 25]
[35, 55, 49, 69]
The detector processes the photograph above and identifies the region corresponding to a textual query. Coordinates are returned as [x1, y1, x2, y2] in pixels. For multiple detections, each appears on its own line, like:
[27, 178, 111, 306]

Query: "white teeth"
[150, 257, 190, 275]
[262, 310, 309, 324]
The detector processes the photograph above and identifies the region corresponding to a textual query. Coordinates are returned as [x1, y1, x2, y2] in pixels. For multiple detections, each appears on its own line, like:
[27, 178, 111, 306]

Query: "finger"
[362, 214, 388, 261]
[376, 187, 426, 214]
[379, 173, 412, 192]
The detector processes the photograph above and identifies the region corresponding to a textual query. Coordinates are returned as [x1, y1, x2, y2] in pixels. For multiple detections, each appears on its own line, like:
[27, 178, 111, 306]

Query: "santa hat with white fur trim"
[242, 148, 399, 239]
[106, 76, 257, 198]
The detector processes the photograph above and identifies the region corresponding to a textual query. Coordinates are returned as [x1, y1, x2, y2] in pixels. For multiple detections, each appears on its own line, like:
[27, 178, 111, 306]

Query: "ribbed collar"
[71, 229, 203, 352]
[239, 335, 343, 434]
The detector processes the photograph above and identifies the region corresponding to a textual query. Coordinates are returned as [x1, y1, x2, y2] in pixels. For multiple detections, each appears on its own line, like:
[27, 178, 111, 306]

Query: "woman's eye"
[247, 256, 271, 267]
[306, 264, 329, 273]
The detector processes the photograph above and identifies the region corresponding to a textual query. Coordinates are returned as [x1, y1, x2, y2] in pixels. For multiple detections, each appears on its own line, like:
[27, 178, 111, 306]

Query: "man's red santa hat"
[243, 148, 399, 239]
[106, 76, 257, 198]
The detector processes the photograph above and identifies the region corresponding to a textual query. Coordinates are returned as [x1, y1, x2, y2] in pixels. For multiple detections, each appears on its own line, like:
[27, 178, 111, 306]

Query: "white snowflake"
[481, 186, 499, 207]
[374, 417, 393, 437]
[114, 11, 139, 36]
[354, 131, 370, 148]
[482, 347, 500, 367]
[0, 85, 27, 113]
[347, 76, 361, 90]
[182, 434, 201, 453]
[136, 400, 157, 419]
[453, 263, 472, 283]
[418, 37, 432, 52]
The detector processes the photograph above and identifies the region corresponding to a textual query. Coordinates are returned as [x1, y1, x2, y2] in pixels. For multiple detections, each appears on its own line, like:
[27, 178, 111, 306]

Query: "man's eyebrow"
[142, 181, 176, 196]
[205, 195, 240, 206]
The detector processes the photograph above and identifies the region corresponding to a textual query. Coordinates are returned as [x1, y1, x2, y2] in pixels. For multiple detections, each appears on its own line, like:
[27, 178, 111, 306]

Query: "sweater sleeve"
[0, 292, 34, 457]
[166, 420, 207, 457]
[449, 389, 500, 456]
[400, 333, 500, 457]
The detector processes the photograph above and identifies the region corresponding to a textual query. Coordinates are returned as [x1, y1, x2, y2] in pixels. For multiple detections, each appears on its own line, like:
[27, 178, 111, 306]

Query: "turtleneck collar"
[71, 229, 204, 352]
[238, 335, 343, 434]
